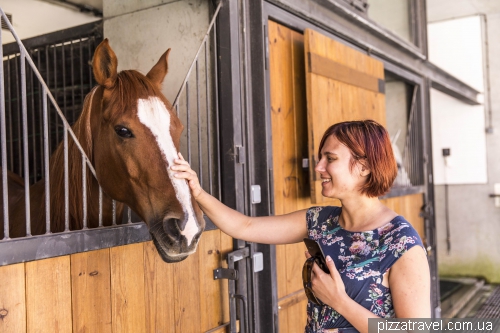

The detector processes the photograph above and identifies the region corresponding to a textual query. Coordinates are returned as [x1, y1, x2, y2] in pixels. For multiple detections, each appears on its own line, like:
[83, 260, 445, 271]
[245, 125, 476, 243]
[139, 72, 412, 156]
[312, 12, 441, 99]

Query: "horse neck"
[48, 87, 122, 231]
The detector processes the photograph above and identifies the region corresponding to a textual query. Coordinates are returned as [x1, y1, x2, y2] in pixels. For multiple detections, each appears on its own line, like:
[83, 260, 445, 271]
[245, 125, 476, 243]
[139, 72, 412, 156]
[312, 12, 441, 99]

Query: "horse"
[0, 39, 205, 263]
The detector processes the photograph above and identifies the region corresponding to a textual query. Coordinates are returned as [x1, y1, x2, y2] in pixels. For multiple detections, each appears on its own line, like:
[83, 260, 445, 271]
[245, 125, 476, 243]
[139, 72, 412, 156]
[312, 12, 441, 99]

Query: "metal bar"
[70, 41, 75, 122]
[29, 52, 36, 184]
[0, 30, 10, 239]
[15, 54, 22, 177]
[112, 200, 116, 226]
[45, 45, 50, 157]
[38, 50, 43, 178]
[196, 60, 202, 187]
[172, 0, 223, 107]
[64, 129, 69, 231]
[0, 16, 97, 178]
[79, 38, 84, 110]
[127, 207, 131, 224]
[82, 153, 87, 229]
[54, 43, 59, 146]
[214, 21, 222, 201]
[7, 56, 13, 172]
[43, 91, 50, 234]
[98, 186, 103, 227]
[205, 40, 213, 195]
[186, 81, 191, 163]
[21, 52, 31, 235]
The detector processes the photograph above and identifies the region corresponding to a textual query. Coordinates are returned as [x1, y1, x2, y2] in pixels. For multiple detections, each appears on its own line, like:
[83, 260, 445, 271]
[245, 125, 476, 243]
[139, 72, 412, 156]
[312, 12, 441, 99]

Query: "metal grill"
[2, 24, 101, 185]
[474, 286, 500, 318]
[0, 2, 221, 264]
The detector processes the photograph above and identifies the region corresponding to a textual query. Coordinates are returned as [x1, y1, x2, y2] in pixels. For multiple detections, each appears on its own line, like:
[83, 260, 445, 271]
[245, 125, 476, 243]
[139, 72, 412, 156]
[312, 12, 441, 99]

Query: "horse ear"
[92, 39, 118, 89]
[146, 49, 171, 87]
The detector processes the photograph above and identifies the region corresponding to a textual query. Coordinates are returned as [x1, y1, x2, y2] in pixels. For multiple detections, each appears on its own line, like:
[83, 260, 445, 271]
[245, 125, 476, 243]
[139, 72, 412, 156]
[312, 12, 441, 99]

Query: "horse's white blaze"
[137, 97, 199, 246]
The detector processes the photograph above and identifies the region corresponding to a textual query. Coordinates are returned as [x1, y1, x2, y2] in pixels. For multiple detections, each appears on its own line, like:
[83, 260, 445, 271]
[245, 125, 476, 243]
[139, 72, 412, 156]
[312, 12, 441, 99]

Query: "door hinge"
[214, 268, 238, 280]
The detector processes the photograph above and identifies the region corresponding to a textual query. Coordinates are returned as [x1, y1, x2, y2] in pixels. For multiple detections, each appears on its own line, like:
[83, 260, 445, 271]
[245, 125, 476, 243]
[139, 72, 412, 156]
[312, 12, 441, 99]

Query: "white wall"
[428, 16, 485, 92]
[430, 89, 487, 185]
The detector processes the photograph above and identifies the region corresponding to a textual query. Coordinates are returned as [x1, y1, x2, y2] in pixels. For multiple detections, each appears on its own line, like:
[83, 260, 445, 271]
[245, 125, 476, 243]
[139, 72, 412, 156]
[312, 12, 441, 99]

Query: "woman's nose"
[314, 158, 325, 173]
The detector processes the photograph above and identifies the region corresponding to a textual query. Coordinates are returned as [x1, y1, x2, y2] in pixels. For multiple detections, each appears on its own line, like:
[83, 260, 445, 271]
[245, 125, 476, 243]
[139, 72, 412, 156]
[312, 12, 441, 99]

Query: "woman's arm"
[172, 153, 308, 244]
[389, 246, 431, 318]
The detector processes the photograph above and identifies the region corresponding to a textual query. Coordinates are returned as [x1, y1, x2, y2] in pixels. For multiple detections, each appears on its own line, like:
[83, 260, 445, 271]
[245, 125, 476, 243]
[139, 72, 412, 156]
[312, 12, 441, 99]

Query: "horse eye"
[114, 126, 134, 138]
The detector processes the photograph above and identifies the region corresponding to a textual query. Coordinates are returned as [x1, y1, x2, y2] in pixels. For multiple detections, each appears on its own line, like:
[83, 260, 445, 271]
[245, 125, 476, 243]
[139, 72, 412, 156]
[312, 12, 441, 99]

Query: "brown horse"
[1, 39, 205, 263]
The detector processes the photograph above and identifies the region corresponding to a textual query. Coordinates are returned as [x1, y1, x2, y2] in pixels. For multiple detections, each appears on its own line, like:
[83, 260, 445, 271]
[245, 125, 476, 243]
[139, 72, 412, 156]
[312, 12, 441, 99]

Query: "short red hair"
[318, 120, 397, 197]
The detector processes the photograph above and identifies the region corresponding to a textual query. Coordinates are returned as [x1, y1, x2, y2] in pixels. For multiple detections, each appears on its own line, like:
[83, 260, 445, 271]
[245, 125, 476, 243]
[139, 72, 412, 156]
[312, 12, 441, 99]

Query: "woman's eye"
[115, 126, 134, 138]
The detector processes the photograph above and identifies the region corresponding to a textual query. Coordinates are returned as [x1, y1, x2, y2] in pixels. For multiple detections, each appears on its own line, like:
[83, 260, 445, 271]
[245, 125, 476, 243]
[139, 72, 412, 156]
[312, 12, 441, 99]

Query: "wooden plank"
[110, 243, 146, 333]
[0, 263, 26, 333]
[173, 246, 201, 332]
[220, 231, 234, 325]
[198, 230, 223, 331]
[308, 52, 384, 93]
[143, 241, 175, 333]
[26, 256, 72, 333]
[71, 248, 112, 333]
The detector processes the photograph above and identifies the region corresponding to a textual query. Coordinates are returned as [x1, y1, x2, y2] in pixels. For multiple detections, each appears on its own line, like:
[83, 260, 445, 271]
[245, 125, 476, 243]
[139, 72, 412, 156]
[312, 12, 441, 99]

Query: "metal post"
[0, 28, 10, 239]
[21, 51, 31, 235]
[43, 90, 50, 234]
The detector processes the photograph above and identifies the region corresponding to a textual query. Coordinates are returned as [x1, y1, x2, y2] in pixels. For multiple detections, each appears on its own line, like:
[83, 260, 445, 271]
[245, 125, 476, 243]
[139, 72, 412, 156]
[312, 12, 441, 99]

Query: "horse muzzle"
[149, 217, 203, 263]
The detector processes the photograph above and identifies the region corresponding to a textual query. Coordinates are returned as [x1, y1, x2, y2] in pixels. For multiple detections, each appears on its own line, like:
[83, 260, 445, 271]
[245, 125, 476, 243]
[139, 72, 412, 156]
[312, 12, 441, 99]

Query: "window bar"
[82, 152, 87, 229]
[127, 207, 132, 224]
[88, 38, 92, 91]
[0, 31, 10, 239]
[79, 39, 84, 111]
[15, 56, 22, 177]
[186, 81, 191, 164]
[45, 45, 51, 156]
[37, 50, 43, 179]
[43, 90, 50, 234]
[7, 57, 13, 171]
[98, 186, 103, 227]
[196, 59, 203, 187]
[214, 22, 221, 201]
[54, 45, 59, 147]
[112, 200, 116, 225]
[205, 40, 213, 195]
[62, 43, 67, 127]
[70, 41, 75, 122]
[29, 52, 36, 185]
[64, 128, 69, 231]
[21, 51, 32, 235]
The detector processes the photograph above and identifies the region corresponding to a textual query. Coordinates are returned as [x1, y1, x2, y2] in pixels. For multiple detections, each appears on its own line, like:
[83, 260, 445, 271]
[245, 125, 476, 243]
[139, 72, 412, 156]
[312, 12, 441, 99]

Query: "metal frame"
[260, 0, 441, 321]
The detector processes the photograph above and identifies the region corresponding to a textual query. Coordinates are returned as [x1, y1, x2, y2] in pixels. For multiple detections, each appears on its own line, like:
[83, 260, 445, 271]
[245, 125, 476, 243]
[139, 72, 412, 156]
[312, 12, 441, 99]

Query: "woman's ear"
[359, 164, 371, 177]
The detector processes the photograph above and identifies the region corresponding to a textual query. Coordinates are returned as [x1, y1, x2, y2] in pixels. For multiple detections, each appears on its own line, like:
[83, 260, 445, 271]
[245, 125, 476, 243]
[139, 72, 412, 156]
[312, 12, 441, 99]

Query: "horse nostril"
[163, 218, 181, 241]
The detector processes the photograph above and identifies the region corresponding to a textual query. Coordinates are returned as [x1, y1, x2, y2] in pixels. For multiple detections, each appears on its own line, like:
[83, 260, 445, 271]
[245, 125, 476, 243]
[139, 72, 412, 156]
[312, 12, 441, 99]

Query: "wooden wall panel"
[143, 241, 175, 333]
[0, 263, 26, 333]
[26, 256, 72, 333]
[198, 230, 223, 331]
[173, 249, 201, 332]
[381, 193, 425, 243]
[110, 243, 146, 333]
[71, 248, 112, 333]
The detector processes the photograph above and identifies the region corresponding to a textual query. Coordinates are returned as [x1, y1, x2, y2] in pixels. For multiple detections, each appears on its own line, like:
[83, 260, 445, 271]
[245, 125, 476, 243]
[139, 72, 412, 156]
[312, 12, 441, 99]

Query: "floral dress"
[305, 206, 424, 333]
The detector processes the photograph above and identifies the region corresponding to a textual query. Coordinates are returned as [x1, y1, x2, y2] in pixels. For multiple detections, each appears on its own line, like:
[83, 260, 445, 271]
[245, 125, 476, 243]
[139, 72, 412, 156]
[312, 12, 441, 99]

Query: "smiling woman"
[172, 119, 431, 333]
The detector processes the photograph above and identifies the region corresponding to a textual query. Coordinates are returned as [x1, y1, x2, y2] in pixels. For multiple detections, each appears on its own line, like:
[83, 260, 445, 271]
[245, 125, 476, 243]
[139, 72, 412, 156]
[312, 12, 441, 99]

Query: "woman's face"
[314, 135, 368, 200]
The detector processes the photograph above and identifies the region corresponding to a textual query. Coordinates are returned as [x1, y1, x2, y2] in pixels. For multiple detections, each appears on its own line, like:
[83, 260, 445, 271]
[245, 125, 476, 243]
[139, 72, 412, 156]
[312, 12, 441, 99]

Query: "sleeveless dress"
[305, 206, 425, 333]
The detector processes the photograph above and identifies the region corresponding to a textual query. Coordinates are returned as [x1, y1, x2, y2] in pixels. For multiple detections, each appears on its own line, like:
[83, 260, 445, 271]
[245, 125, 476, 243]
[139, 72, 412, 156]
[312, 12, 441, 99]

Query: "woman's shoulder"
[306, 206, 341, 230]
[378, 215, 424, 262]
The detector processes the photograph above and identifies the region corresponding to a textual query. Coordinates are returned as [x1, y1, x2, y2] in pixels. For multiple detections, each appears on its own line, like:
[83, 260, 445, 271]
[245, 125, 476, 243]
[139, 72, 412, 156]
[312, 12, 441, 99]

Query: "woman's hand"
[171, 152, 204, 199]
[305, 251, 349, 312]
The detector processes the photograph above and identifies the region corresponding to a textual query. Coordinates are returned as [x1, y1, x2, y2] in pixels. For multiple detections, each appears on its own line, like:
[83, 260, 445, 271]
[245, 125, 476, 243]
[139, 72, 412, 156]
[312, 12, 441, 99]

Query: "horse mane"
[48, 70, 161, 231]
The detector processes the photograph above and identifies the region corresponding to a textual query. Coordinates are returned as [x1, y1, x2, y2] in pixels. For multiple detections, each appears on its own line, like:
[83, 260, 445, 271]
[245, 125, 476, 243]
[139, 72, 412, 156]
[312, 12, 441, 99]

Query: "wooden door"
[268, 22, 425, 333]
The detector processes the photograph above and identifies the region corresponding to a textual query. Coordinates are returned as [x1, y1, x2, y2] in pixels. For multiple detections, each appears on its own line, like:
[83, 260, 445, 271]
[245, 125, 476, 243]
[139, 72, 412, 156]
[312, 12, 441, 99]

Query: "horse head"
[90, 39, 205, 262]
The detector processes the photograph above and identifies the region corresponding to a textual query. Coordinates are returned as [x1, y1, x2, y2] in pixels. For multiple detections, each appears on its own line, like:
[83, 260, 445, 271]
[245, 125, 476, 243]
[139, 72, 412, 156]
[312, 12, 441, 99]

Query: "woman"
[171, 120, 430, 333]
